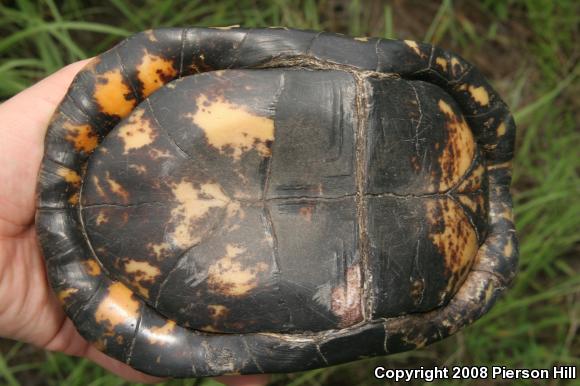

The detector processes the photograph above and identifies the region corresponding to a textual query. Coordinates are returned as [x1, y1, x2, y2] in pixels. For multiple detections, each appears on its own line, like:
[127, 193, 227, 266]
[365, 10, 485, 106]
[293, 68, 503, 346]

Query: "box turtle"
[36, 27, 518, 377]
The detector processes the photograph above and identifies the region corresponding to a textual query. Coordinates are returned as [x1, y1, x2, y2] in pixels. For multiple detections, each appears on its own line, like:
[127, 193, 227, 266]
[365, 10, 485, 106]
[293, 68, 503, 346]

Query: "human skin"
[0, 59, 269, 386]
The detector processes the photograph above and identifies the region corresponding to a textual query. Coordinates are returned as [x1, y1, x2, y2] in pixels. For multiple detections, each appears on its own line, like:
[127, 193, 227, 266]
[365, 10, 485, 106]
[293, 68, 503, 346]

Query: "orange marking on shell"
[123, 260, 161, 298]
[96, 211, 109, 225]
[145, 320, 176, 345]
[92, 176, 106, 198]
[85, 259, 102, 276]
[56, 166, 81, 186]
[117, 108, 157, 154]
[458, 194, 478, 212]
[404, 40, 425, 57]
[63, 122, 98, 153]
[435, 100, 476, 191]
[169, 180, 234, 248]
[456, 163, 485, 193]
[136, 52, 177, 97]
[207, 244, 269, 297]
[144, 29, 158, 42]
[190, 94, 274, 160]
[105, 172, 129, 203]
[208, 304, 229, 320]
[94, 69, 136, 117]
[147, 242, 171, 260]
[450, 56, 464, 77]
[95, 282, 140, 330]
[435, 57, 448, 71]
[129, 164, 147, 174]
[497, 122, 507, 136]
[68, 192, 80, 205]
[468, 85, 490, 106]
[58, 288, 78, 303]
[426, 198, 478, 293]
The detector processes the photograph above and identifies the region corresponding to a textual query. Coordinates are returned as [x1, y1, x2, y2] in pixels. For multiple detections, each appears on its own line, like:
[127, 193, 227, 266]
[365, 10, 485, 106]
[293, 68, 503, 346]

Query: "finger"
[0, 59, 92, 147]
[215, 374, 271, 386]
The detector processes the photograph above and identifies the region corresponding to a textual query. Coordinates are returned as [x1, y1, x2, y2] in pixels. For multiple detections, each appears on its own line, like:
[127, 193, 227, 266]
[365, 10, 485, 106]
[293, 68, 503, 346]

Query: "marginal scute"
[95, 282, 140, 331]
[58, 288, 78, 303]
[145, 320, 176, 345]
[136, 51, 178, 97]
[64, 122, 98, 153]
[404, 40, 425, 58]
[57, 166, 81, 185]
[94, 69, 136, 117]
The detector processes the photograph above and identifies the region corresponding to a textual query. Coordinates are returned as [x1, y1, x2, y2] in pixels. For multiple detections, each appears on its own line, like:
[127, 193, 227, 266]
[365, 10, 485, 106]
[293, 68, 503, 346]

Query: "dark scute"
[268, 69, 357, 198]
[236, 28, 317, 67]
[366, 197, 450, 319]
[309, 32, 378, 69]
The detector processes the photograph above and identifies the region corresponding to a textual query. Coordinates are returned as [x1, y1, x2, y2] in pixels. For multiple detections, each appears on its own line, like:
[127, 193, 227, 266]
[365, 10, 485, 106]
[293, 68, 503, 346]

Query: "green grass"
[1, 0, 578, 385]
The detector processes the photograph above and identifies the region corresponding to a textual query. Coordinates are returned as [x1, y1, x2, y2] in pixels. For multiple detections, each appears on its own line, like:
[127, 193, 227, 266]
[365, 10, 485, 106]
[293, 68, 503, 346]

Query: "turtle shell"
[36, 27, 518, 377]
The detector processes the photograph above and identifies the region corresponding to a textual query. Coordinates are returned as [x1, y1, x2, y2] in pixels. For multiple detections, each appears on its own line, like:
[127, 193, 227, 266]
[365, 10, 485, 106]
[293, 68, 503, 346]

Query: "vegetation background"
[0, 0, 578, 385]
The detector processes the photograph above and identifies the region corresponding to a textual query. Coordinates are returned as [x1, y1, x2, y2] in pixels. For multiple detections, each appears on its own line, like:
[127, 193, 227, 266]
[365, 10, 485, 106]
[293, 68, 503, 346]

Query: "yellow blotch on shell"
[57, 166, 81, 186]
[63, 122, 98, 153]
[92, 176, 106, 198]
[497, 122, 507, 136]
[124, 260, 161, 298]
[96, 211, 108, 226]
[456, 163, 485, 193]
[457, 194, 478, 213]
[207, 244, 268, 297]
[503, 237, 514, 257]
[94, 69, 136, 117]
[169, 180, 233, 248]
[145, 320, 176, 345]
[435, 100, 476, 191]
[190, 95, 274, 160]
[147, 242, 171, 260]
[435, 57, 448, 71]
[85, 259, 102, 276]
[58, 288, 78, 303]
[136, 52, 177, 97]
[404, 40, 423, 57]
[208, 304, 228, 320]
[95, 282, 140, 330]
[468, 85, 490, 106]
[105, 172, 129, 203]
[124, 260, 161, 282]
[426, 198, 478, 289]
[117, 108, 157, 154]
[144, 29, 158, 42]
[68, 192, 79, 205]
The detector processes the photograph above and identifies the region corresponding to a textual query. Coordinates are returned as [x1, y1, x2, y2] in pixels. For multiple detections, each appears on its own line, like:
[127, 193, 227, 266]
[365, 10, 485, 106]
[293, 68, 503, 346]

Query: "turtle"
[36, 27, 518, 378]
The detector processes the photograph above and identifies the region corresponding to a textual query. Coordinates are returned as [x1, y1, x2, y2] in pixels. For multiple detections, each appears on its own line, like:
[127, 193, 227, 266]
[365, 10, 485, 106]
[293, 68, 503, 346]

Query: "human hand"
[0, 60, 269, 386]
